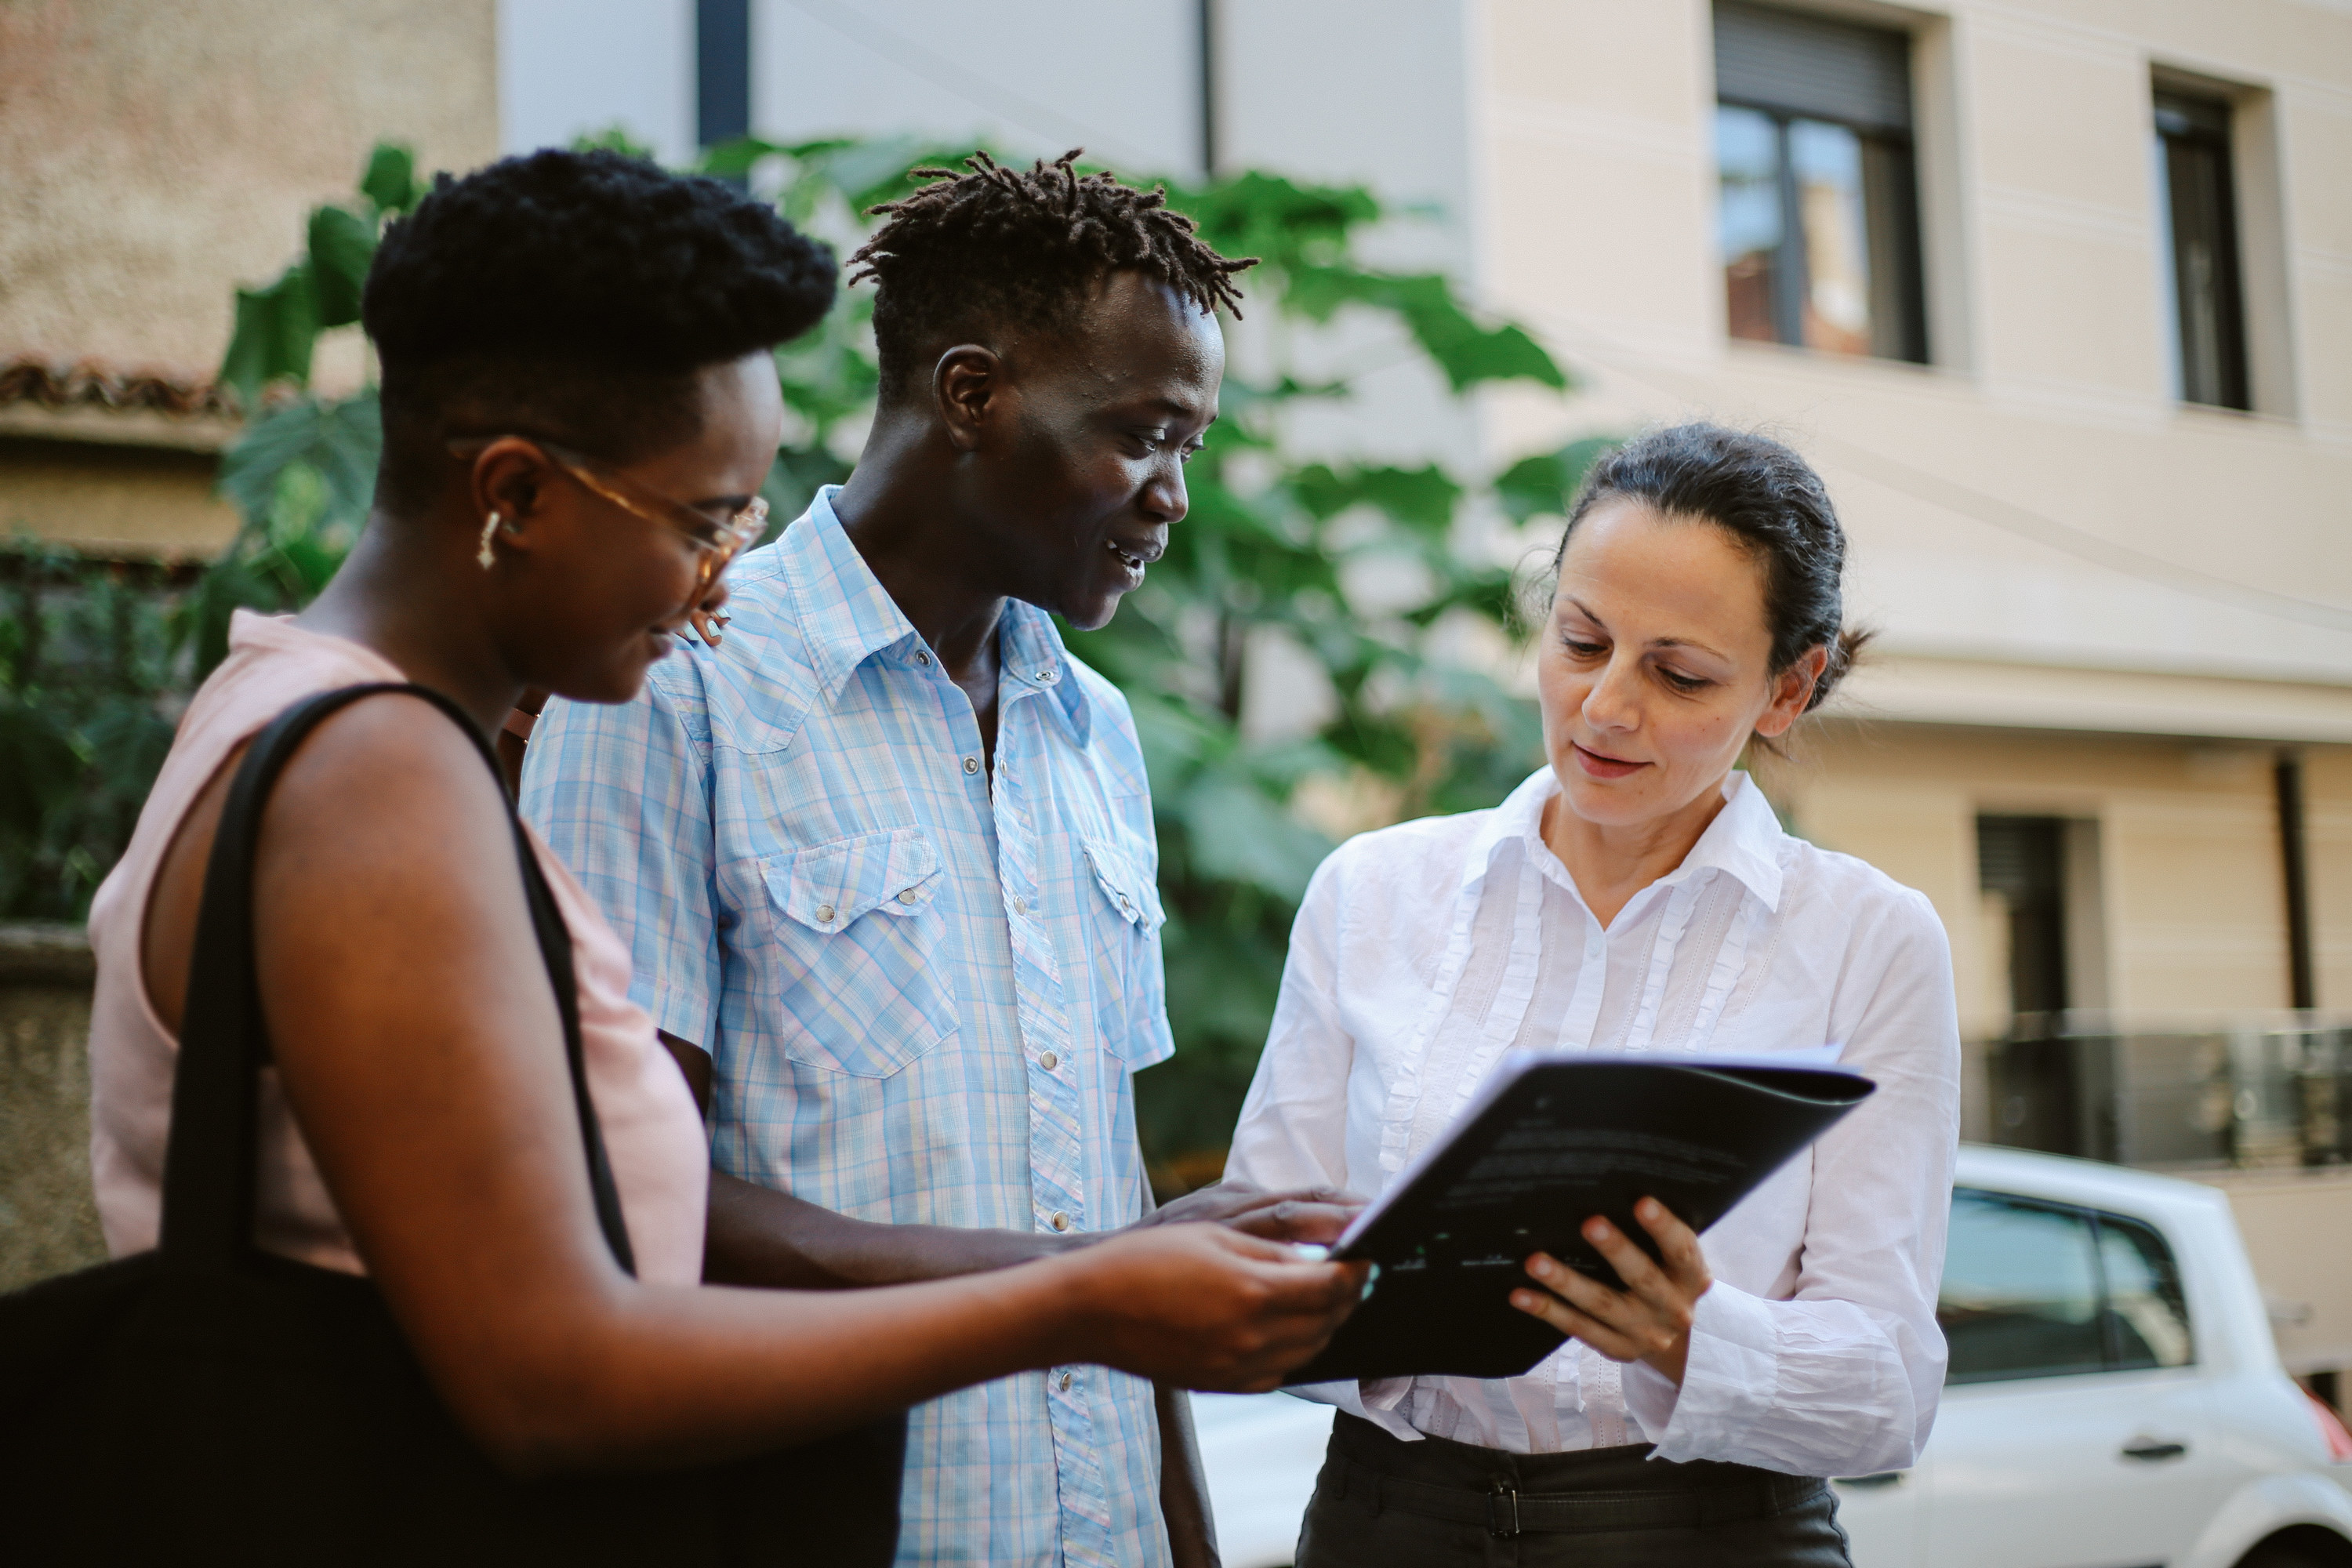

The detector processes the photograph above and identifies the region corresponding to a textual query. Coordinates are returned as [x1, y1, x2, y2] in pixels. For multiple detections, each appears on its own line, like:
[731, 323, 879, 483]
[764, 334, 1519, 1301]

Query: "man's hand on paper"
[1509, 1197, 1715, 1387]
[1133, 1180, 1367, 1247]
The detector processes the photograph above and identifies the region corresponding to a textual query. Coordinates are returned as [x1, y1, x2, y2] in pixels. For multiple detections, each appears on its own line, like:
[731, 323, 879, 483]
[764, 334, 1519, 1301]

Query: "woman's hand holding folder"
[1511, 1196, 1715, 1387]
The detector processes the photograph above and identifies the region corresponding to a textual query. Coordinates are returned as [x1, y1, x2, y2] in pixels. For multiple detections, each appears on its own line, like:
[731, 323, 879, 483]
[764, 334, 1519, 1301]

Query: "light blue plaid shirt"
[520, 488, 1176, 1568]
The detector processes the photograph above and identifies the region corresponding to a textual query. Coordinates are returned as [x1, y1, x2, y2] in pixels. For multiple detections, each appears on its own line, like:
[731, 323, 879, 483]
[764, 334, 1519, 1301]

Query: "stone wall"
[0, 924, 104, 1291]
[0, 0, 499, 382]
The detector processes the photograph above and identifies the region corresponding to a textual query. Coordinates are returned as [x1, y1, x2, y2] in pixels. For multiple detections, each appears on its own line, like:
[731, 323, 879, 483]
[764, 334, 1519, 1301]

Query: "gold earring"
[477, 511, 502, 570]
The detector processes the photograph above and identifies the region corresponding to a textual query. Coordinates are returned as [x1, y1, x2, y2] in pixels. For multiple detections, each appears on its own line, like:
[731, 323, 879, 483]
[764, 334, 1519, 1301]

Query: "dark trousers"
[1295, 1412, 1854, 1568]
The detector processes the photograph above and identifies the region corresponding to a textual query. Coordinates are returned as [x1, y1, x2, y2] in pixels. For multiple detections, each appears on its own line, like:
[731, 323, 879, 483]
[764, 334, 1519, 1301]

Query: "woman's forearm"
[474, 1253, 1075, 1474]
[425, 1225, 1363, 1477]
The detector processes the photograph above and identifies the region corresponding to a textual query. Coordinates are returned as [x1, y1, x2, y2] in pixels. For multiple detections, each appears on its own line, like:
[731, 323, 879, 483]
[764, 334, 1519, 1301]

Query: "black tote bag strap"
[158, 681, 637, 1276]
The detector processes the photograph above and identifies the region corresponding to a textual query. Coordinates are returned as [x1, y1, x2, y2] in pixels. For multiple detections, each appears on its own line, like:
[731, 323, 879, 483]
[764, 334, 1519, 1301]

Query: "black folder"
[1283, 1053, 1874, 1385]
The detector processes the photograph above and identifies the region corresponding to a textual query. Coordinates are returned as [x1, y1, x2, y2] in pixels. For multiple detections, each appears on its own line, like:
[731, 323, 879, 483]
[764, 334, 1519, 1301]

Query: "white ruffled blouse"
[1226, 768, 1962, 1478]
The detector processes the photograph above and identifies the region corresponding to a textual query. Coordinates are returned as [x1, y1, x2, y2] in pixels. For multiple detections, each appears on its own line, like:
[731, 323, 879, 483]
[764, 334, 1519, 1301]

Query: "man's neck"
[829, 415, 1011, 687]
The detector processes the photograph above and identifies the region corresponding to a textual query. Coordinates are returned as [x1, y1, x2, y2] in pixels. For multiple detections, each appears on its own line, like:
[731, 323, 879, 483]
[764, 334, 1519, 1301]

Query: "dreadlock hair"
[848, 149, 1255, 400]
[363, 148, 837, 514]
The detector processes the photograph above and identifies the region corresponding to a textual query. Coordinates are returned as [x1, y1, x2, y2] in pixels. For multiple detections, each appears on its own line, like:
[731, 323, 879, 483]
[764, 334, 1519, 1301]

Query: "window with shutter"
[1713, 2, 1928, 363]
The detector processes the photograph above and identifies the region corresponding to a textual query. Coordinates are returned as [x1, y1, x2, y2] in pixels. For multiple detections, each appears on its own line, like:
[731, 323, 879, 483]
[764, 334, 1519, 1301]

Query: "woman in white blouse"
[1228, 423, 1962, 1566]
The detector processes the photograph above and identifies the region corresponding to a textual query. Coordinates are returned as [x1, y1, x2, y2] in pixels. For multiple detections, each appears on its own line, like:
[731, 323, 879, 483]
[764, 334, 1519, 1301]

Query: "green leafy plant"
[0, 545, 188, 917]
[1051, 166, 1613, 1182]
[688, 141, 1614, 1179]
[5, 133, 1618, 1181]
[176, 147, 418, 679]
[216, 143, 425, 409]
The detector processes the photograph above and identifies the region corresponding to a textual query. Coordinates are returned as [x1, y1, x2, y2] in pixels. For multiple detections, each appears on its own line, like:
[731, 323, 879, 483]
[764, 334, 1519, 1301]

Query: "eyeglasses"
[447, 436, 769, 608]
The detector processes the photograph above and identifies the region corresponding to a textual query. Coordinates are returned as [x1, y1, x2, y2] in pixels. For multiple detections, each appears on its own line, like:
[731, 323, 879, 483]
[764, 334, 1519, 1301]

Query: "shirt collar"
[996, 597, 1093, 748]
[781, 488, 923, 706]
[1479, 765, 1788, 912]
[1673, 771, 1787, 911]
[782, 486, 1094, 746]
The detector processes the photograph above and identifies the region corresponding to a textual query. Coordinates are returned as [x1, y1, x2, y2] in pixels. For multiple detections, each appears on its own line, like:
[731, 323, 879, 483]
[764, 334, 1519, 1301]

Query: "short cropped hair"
[362, 148, 836, 513]
[848, 150, 1254, 398]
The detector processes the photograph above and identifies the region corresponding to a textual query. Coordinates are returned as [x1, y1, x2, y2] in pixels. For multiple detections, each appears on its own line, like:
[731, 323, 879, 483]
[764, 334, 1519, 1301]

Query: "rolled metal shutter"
[1713, 2, 1912, 132]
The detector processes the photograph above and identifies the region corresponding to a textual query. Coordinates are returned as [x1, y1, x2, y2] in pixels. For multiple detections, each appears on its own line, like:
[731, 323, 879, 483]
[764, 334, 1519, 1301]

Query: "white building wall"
[1470, 0, 2352, 739]
[498, 0, 695, 165]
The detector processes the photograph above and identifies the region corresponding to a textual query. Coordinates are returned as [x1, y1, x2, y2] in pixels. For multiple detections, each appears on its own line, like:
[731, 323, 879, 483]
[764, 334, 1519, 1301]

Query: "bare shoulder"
[258, 691, 517, 880]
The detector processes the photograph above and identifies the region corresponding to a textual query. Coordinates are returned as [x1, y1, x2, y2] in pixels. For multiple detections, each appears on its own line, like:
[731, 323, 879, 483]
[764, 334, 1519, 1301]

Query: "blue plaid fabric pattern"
[520, 488, 1176, 1568]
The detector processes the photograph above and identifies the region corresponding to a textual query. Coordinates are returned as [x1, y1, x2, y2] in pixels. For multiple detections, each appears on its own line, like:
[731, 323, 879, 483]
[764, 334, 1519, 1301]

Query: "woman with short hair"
[1229, 423, 1962, 1567]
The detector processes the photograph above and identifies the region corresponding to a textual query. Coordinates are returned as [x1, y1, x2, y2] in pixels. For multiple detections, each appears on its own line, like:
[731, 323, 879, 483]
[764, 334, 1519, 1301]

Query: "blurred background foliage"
[0, 133, 1615, 1185]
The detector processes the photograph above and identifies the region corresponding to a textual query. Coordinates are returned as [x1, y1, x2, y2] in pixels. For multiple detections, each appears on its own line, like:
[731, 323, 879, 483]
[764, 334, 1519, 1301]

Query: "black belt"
[1334, 1454, 1827, 1538]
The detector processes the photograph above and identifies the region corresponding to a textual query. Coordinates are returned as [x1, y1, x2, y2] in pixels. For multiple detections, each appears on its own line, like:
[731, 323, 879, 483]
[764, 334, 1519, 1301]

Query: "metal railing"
[1982, 1016, 2352, 1171]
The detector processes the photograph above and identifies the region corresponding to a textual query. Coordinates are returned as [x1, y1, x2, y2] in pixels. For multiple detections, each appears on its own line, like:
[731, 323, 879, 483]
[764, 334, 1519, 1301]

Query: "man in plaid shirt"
[522, 153, 1353, 1566]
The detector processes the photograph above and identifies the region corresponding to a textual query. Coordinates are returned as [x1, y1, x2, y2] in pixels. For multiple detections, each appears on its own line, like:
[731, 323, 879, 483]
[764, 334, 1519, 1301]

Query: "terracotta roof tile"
[0, 355, 240, 419]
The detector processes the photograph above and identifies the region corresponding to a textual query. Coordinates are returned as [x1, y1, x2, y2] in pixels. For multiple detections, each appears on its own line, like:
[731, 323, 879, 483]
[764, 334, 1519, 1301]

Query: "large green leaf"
[1174, 171, 1377, 274]
[1175, 771, 1333, 903]
[1281, 266, 1567, 392]
[217, 263, 321, 405]
[359, 142, 423, 215]
[1495, 435, 1617, 524]
[217, 392, 382, 533]
[307, 205, 376, 328]
[1290, 463, 1461, 535]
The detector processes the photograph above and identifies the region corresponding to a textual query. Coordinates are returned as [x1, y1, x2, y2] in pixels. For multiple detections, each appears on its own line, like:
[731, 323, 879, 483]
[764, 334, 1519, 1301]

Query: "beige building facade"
[1454, 0, 2352, 1049]
[0, 0, 497, 559]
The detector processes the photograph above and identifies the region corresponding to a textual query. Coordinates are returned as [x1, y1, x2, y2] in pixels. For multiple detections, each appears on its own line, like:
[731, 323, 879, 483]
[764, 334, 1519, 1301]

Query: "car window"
[1941, 1190, 2107, 1383]
[1940, 1189, 2198, 1384]
[2098, 1213, 2194, 1370]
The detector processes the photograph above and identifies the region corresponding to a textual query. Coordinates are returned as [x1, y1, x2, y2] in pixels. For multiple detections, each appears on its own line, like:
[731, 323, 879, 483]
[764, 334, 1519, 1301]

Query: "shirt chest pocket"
[1077, 830, 1167, 1064]
[760, 828, 956, 1079]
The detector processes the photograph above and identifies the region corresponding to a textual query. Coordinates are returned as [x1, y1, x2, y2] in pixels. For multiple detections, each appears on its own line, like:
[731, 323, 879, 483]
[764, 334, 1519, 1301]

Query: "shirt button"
[815, 903, 836, 923]
[1041, 666, 1058, 683]
[1118, 895, 1134, 915]
[962, 755, 980, 775]
[1040, 1051, 1058, 1071]
[1049, 1211, 1071, 1232]
[1012, 895, 1029, 914]
[1057, 1370, 1073, 1392]
[915, 649, 931, 666]
[897, 887, 917, 905]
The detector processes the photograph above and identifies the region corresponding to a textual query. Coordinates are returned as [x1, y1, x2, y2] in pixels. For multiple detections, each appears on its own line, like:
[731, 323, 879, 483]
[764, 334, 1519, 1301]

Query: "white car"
[1196, 1145, 2352, 1568]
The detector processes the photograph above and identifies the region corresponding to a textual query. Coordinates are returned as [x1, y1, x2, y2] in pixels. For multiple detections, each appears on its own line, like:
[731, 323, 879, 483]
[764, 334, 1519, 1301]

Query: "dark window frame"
[2154, 88, 2252, 411]
[1940, 1188, 2197, 1386]
[1716, 97, 1929, 364]
[1713, 2, 1930, 365]
[1977, 815, 2069, 1019]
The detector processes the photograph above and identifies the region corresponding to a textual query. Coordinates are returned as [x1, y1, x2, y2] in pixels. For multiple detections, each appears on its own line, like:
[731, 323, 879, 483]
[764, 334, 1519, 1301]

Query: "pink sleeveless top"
[86, 612, 709, 1285]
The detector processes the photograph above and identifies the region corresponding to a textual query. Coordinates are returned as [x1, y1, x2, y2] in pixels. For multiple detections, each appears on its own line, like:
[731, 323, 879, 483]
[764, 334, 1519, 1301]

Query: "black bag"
[0, 684, 905, 1565]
